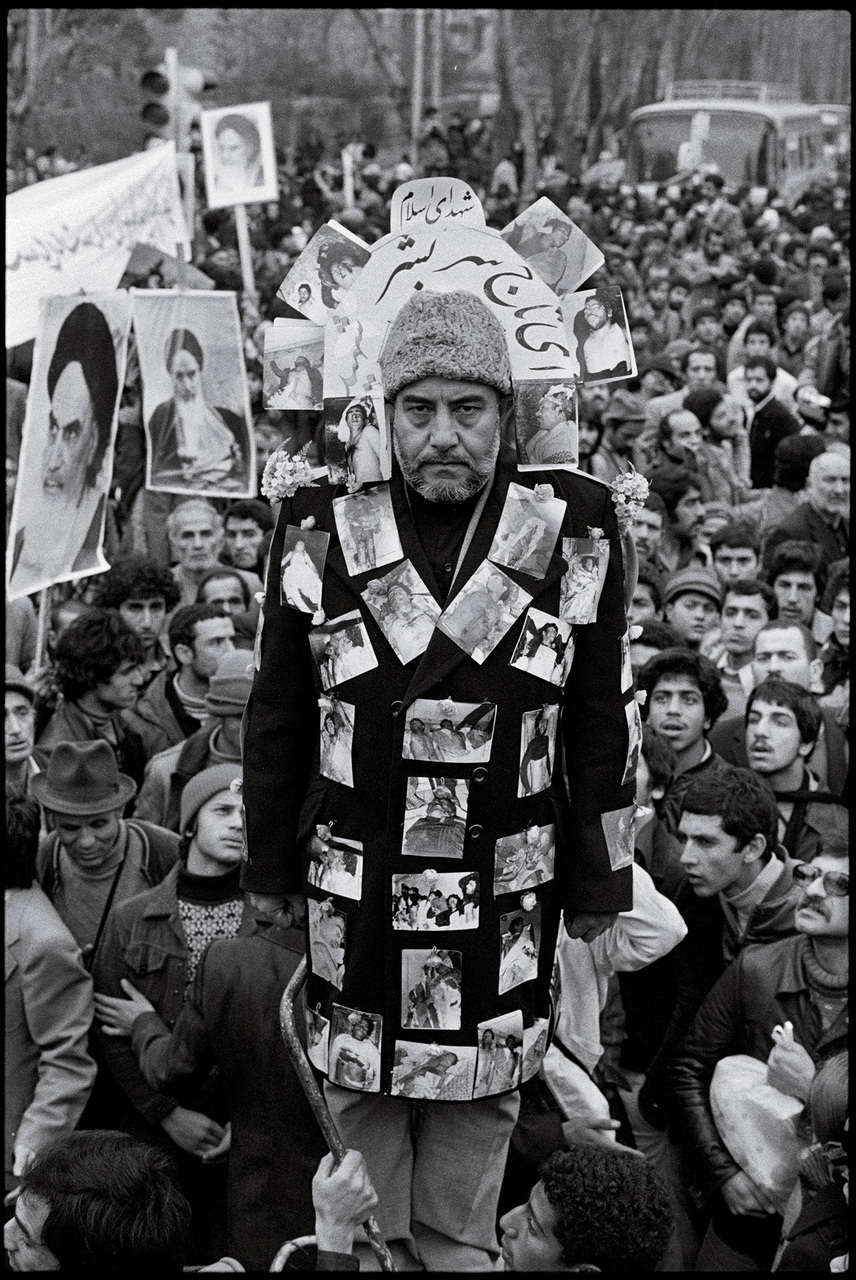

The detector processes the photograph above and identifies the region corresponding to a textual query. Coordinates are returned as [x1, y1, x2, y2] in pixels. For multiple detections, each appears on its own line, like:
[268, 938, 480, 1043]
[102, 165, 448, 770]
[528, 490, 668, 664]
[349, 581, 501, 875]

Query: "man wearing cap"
[133, 649, 250, 833]
[589, 389, 648, 484]
[6, 665, 40, 799]
[242, 286, 634, 1270]
[662, 567, 724, 651]
[32, 741, 179, 962]
[91, 763, 253, 1258]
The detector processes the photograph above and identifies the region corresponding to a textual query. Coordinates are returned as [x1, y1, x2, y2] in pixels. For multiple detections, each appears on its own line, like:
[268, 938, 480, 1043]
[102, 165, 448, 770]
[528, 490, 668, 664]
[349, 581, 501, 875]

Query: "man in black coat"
[762, 449, 850, 576]
[744, 355, 801, 490]
[240, 287, 635, 1269]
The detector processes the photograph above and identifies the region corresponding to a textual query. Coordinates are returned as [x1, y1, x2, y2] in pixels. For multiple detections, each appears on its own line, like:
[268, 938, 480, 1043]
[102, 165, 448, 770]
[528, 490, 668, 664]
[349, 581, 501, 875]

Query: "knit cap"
[204, 649, 255, 717]
[662, 566, 724, 609]
[180, 763, 243, 834]
[379, 289, 512, 400]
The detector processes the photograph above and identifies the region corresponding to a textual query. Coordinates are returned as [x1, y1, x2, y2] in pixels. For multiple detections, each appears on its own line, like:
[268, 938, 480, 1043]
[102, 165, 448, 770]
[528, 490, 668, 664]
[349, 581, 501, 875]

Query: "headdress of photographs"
[6, 292, 132, 602]
[324, 393, 391, 490]
[494, 822, 556, 896]
[559, 536, 610, 626]
[304, 1005, 331, 1073]
[621, 698, 643, 787]
[401, 947, 463, 1031]
[280, 524, 329, 614]
[488, 483, 567, 581]
[473, 1009, 525, 1098]
[132, 290, 255, 499]
[402, 776, 469, 860]
[200, 101, 278, 212]
[560, 286, 637, 386]
[391, 871, 480, 931]
[402, 699, 496, 764]
[318, 696, 355, 788]
[519, 704, 560, 798]
[500, 197, 604, 297]
[510, 608, 575, 687]
[361, 560, 441, 666]
[437, 563, 532, 665]
[332, 484, 403, 577]
[263, 319, 324, 411]
[328, 1004, 382, 1093]
[601, 803, 636, 872]
[513, 378, 579, 472]
[307, 897, 347, 988]
[499, 901, 542, 995]
[521, 1017, 551, 1084]
[310, 610, 378, 691]
[277, 221, 372, 327]
[307, 832, 364, 902]
[391, 1040, 477, 1101]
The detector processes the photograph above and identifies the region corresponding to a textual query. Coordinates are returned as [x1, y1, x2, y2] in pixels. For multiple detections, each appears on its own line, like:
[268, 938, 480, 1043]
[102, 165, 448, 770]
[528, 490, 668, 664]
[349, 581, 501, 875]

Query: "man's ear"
[173, 641, 193, 668]
[798, 738, 815, 760]
[808, 657, 825, 694]
[741, 831, 768, 865]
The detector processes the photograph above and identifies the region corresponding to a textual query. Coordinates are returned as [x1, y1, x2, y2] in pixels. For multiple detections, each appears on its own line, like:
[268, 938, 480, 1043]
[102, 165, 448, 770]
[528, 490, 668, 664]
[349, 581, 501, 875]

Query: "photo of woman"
[510, 609, 574, 686]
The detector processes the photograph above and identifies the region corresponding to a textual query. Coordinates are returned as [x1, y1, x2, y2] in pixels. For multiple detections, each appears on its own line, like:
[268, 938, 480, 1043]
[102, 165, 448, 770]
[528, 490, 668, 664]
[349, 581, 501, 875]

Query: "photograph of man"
[264, 321, 324, 411]
[328, 1009, 381, 1093]
[402, 779, 467, 858]
[201, 103, 277, 211]
[7, 296, 131, 600]
[563, 286, 634, 383]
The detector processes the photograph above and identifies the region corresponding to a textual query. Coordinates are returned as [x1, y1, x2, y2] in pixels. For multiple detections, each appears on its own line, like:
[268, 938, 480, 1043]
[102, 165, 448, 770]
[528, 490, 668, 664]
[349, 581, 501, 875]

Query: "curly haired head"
[55, 609, 145, 703]
[91, 556, 181, 612]
[635, 647, 729, 727]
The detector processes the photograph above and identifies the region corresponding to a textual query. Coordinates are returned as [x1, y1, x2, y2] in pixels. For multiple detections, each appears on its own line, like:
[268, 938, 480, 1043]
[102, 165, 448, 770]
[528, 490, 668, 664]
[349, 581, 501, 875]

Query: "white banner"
[6, 143, 189, 350]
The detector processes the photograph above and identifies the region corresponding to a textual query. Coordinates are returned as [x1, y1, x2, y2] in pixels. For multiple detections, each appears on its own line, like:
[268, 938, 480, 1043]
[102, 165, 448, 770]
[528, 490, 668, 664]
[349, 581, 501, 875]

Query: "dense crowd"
[4, 108, 849, 1273]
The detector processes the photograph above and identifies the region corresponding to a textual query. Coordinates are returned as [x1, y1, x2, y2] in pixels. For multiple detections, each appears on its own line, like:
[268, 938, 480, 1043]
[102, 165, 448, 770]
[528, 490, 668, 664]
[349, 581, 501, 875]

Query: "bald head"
[807, 450, 850, 519]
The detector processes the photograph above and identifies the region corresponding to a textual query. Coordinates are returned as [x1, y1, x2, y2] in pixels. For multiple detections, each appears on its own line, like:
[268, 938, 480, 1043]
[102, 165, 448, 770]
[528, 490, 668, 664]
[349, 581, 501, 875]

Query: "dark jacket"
[658, 743, 730, 836]
[122, 668, 189, 762]
[748, 396, 801, 490]
[242, 457, 634, 1099]
[775, 1182, 848, 1272]
[131, 917, 329, 1270]
[775, 788, 849, 864]
[710, 708, 848, 798]
[35, 697, 148, 798]
[91, 866, 255, 1127]
[763, 501, 850, 576]
[669, 936, 848, 1206]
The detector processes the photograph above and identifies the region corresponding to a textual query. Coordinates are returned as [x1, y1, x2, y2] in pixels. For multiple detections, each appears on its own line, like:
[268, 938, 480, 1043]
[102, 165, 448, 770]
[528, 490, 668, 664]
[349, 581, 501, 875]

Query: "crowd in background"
[4, 105, 850, 1273]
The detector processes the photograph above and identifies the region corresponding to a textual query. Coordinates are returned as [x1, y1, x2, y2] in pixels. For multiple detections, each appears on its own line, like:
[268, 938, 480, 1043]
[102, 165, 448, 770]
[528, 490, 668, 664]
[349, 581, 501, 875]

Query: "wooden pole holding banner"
[430, 9, 443, 112]
[33, 585, 52, 676]
[233, 204, 258, 303]
[341, 147, 355, 208]
[410, 8, 426, 167]
[175, 241, 188, 290]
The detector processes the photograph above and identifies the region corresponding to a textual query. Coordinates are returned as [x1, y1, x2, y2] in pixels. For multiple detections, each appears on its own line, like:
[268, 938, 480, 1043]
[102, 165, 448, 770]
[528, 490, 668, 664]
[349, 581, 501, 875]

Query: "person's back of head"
[6, 790, 40, 889]
[772, 432, 827, 493]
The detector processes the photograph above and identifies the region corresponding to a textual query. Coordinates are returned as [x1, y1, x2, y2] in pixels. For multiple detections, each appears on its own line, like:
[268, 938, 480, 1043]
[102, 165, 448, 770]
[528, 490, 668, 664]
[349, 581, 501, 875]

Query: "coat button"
[391, 700, 403, 714]
[472, 768, 488, 784]
[468, 824, 483, 840]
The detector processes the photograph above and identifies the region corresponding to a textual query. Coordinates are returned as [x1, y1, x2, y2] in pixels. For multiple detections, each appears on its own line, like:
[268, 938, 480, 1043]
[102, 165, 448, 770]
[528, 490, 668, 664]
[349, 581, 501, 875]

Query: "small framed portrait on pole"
[200, 101, 278, 210]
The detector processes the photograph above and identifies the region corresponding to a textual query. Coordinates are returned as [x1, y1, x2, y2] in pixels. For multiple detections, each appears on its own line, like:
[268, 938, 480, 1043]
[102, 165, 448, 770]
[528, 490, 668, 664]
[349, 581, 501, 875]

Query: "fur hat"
[379, 290, 512, 399]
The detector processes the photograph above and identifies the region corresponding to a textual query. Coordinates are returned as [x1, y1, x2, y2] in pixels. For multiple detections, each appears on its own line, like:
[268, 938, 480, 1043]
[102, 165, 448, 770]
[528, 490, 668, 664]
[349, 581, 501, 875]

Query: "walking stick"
[277, 957, 396, 1271]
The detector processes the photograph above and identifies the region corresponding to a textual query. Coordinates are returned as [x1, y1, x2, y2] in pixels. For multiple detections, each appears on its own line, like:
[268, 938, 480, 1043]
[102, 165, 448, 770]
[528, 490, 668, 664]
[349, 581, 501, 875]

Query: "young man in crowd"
[630, 491, 669, 576]
[6, 664, 39, 799]
[645, 346, 721, 430]
[767, 540, 823, 633]
[35, 609, 148, 793]
[745, 677, 848, 863]
[669, 838, 848, 1271]
[646, 467, 709, 574]
[196, 567, 252, 616]
[817, 559, 849, 710]
[742, 355, 802, 489]
[221, 497, 273, 576]
[661, 566, 723, 650]
[91, 556, 180, 690]
[167, 499, 262, 610]
[709, 521, 761, 587]
[763, 448, 850, 576]
[628, 620, 682, 678]
[588, 388, 648, 484]
[776, 301, 813, 378]
[727, 322, 798, 410]
[700, 578, 773, 718]
[134, 649, 251, 833]
[627, 561, 664, 626]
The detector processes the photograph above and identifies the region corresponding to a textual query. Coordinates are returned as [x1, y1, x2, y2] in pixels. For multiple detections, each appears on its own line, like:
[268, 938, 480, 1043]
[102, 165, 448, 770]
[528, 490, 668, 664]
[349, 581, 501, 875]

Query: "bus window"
[627, 111, 773, 186]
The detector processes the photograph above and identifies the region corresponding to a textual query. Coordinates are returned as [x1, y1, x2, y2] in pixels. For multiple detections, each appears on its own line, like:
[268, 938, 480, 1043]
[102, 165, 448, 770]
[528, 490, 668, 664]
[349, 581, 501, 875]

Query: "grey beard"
[394, 427, 500, 503]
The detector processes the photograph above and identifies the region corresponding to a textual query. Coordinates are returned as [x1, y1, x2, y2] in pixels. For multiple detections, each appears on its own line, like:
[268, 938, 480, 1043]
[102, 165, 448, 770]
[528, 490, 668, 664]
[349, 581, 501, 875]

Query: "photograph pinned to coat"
[402, 776, 469, 860]
[493, 822, 556, 895]
[601, 803, 636, 872]
[304, 1006, 331, 1073]
[324, 393, 391, 489]
[332, 483, 403, 577]
[559, 536, 610, 625]
[200, 101, 278, 211]
[132, 290, 254, 498]
[499, 903, 542, 995]
[6, 293, 132, 602]
[621, 697, 643, 787]
[391, 1041, 478, 1101]
[619, 628, 634, 694]
[309, 611, 378, 690]
[307, 897, 347, 988]
[402, 698, 496, 764]
[437, 563, 532, 665]
[263, 319, 324, 410]
[501, 196, 604, 297]
[276, 221, 371, 326]
[509, 608, 574, 686]
[280, 524, 329, 613]
[318, 696, 355, 787]
[307, 833, 364, 901]
[518, 704, 559, 798]
[401, 948, 463, 1031]
[560, 286, 636, 385]
[488, 482, 567, 580]
[361, 560, 440, 666]
[328, 1005, 382, 1093]
[473, 1009, 525, 1098]
[391, 871, 480, 931]
[521, 1017, 551, 1083]
[513, 379, 579, 471]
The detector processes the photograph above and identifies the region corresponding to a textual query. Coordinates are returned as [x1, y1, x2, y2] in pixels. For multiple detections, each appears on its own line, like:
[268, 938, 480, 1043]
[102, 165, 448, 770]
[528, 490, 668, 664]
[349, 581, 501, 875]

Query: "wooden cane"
[278, 958, 396, 1271]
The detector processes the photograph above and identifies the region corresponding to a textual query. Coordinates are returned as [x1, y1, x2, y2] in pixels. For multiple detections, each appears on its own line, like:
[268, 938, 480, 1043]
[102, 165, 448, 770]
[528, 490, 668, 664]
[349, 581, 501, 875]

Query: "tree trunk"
[496, 9, 539, 203]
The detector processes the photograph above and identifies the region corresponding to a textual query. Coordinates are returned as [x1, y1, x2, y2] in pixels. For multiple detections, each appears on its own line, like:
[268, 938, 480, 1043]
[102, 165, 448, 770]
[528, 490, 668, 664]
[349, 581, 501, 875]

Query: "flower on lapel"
[586, 526, 604, 541]
[610, 468, 650, 534]
[300, 516, 317, 531]
[521, 892, 537, 913]
[261, 444, 319, 501]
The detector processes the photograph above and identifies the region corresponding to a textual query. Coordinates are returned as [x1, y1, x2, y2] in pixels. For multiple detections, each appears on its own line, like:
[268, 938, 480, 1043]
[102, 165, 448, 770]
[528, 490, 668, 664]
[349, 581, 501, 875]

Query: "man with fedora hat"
[589, 388, 649, 485]
[134, 649, 251, 833]
[33, 740, 180, 962]
[6, 665, 40, 799]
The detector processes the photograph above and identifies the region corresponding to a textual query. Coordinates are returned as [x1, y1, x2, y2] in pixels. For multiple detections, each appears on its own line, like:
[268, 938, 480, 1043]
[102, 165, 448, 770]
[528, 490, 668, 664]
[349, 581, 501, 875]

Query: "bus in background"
[817, 103, 851, 166]
[625, 81, 836, 206]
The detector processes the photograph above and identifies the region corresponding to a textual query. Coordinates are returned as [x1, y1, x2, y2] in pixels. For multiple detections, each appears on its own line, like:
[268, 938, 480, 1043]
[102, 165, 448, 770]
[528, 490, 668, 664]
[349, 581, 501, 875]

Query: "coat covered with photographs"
[242, 454, 633, 1100]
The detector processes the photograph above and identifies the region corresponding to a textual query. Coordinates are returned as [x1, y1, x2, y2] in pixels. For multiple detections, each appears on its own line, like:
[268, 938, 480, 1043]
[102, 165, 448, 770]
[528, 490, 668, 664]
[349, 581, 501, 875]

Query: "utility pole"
[410, 8, 426, 166]
[430, 9, 443, 112]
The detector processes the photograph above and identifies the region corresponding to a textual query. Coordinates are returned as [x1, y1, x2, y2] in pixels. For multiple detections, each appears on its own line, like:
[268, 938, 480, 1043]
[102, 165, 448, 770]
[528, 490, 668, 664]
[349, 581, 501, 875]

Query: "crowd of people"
[5, 104, 850, 1274]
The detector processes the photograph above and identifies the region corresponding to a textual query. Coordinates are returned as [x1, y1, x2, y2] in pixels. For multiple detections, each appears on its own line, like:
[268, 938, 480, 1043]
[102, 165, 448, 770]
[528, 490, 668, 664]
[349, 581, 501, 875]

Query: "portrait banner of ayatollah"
[132, 289, 255, 500]
[6, 292, 132, 601]
[200, 101, 278, 211]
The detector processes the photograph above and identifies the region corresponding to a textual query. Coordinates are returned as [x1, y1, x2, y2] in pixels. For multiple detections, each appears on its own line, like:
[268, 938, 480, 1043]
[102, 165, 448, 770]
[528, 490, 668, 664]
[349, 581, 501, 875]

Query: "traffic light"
[140, 49, 217, 151]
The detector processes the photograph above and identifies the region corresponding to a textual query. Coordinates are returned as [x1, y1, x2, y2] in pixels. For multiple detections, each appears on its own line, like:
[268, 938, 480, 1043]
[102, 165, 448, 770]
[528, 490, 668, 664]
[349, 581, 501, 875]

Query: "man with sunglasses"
[669, 837, 848, 1271]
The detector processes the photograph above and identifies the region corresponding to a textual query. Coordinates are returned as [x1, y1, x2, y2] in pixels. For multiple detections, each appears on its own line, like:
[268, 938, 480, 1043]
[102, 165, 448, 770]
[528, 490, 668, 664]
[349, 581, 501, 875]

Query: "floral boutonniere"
[261, 444, 319, 501]
[610, 467, 650, 534]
